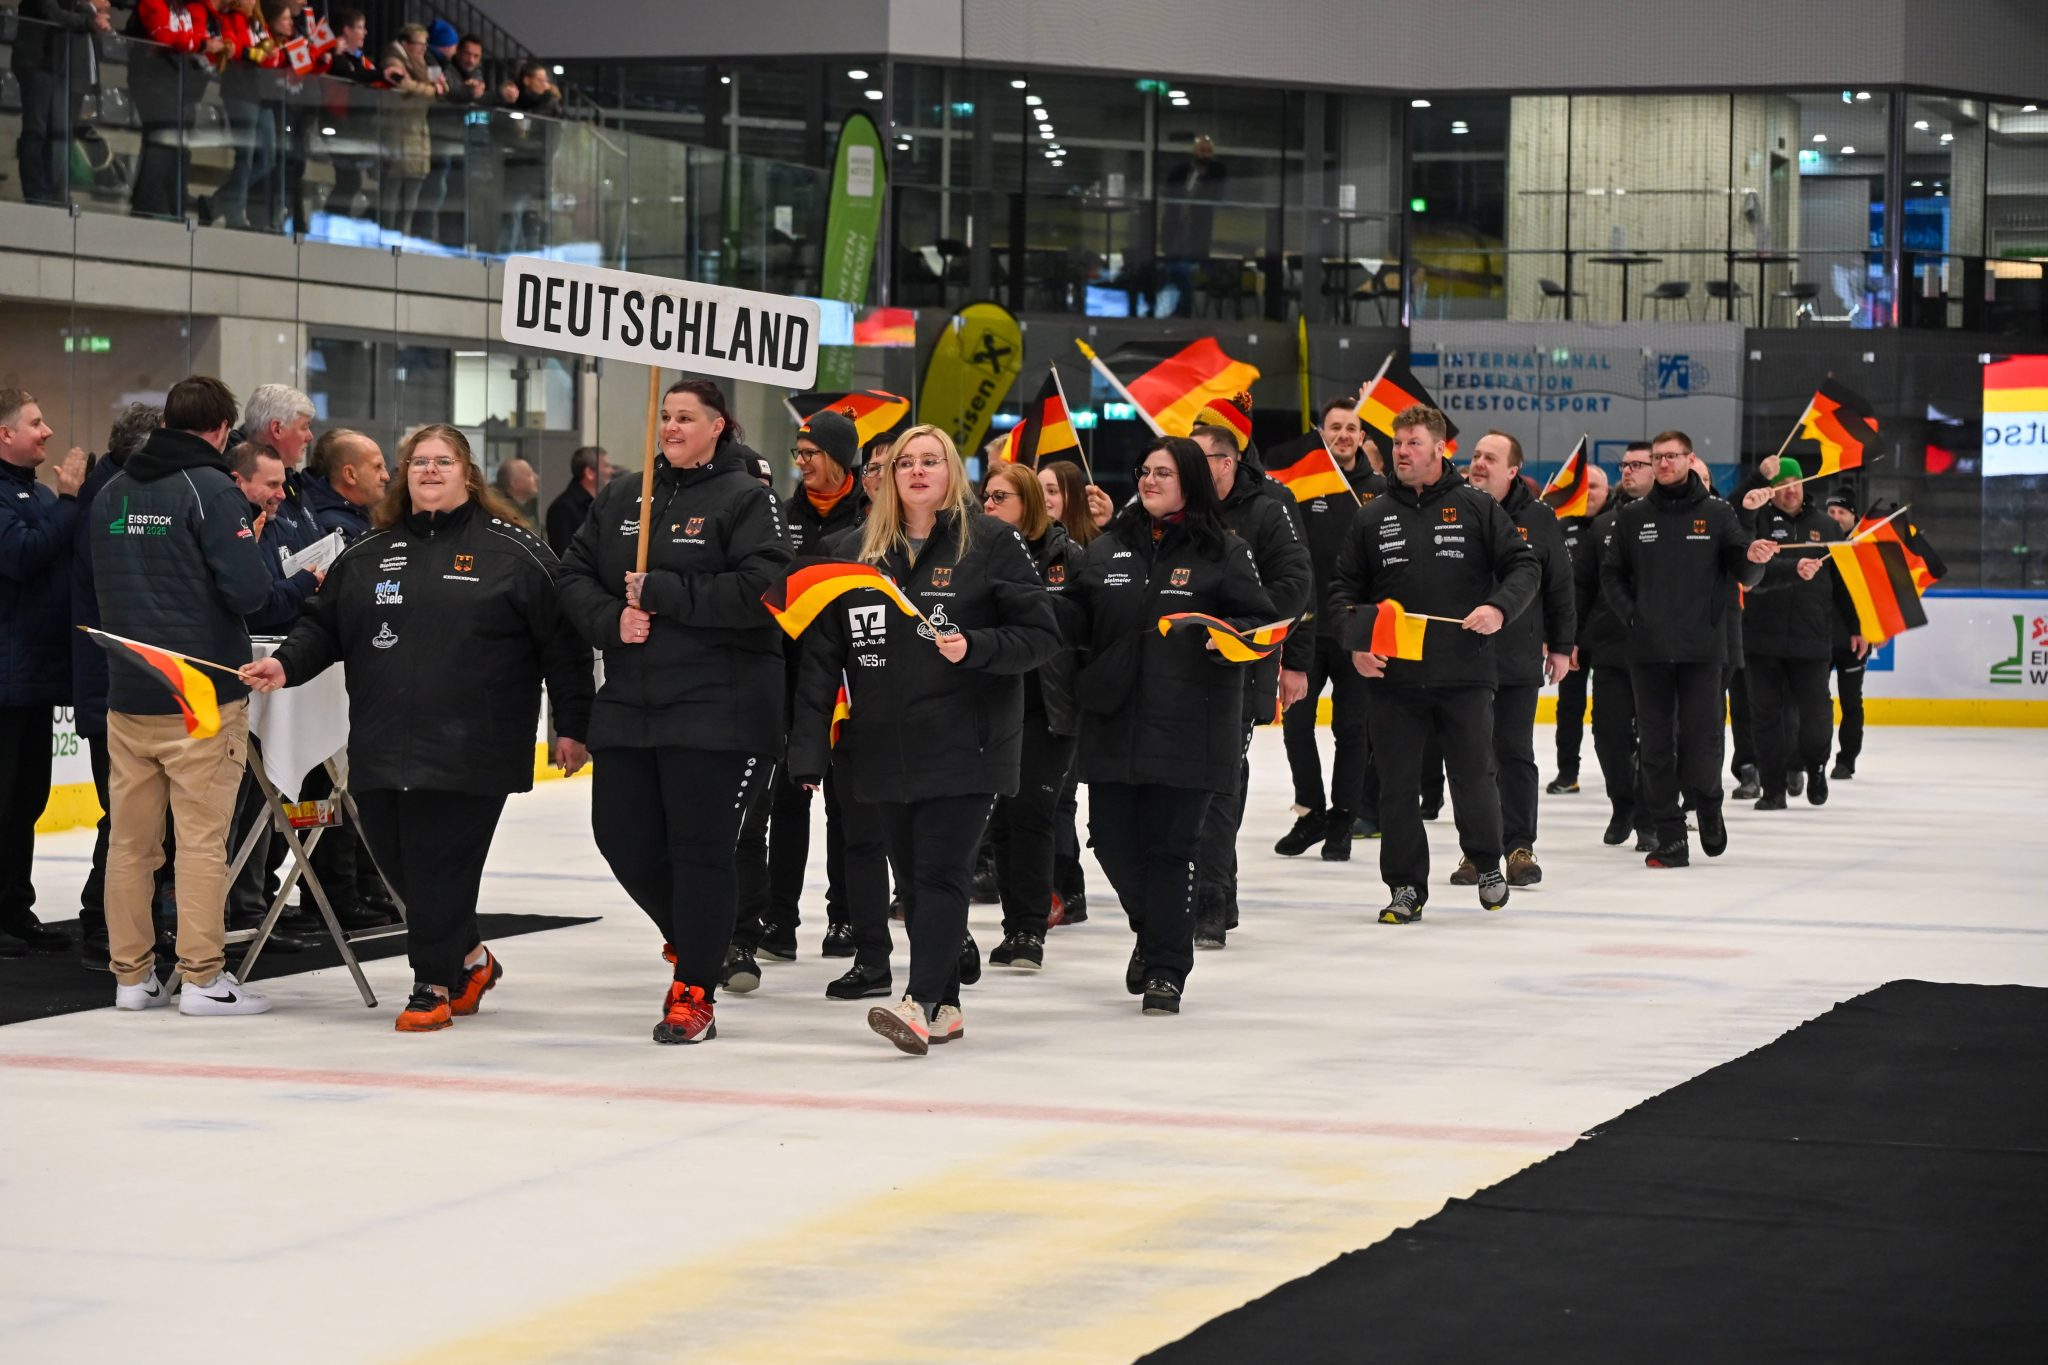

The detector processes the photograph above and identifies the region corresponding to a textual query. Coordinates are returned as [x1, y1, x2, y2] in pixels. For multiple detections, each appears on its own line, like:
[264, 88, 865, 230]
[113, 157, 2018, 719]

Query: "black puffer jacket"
[0, 456, 77, 708]
[1024, 520, 1082, 737]
[1217, 467, 1313, 723]
[1263, 441, 1386, 669]
[1058, 515, 1277, 793]
[1601, 472, 1767, 666]
[302, 471, 373, 543]
[270, 501, 593, 794]
[69, 454, 126, 736]
[1576, 494, 1632, 661]
[1327, 461, 1540, 690]
[559, 444, 792, 754]
[1494, 478, 1577, 686]
[1744, 500, 1851, 661]
[789, 509, 1059, 803]
[90, 429, 272, 715]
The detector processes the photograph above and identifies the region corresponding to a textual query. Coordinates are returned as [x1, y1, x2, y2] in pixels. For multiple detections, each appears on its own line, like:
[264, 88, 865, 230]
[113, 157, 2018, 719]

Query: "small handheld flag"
[785, 389, 911, 450]
[1366, 598, 1429, 661]
[78, 627, 228, 738]
[1852, 502, 1942, 592]
[1079, 337, 1262, 438]
[763, 560, 923, 638]
[1156, 613, 1295, 663]
[1269, 444, 1356, 504]
[1357, 356, 1459, 456]
[1828, 539, 1928, 645]
[1794, 380, 1879, 478]
[829, 673, 852, 749]
[999, 369, 1082, 469]
[1541, 436, 1592, 518]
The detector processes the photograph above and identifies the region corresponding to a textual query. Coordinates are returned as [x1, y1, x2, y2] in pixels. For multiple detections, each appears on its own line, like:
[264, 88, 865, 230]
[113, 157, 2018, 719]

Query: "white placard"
[281, 529, 343, 578]
[1865, 593, 2048, 701]
[499, 257, 821, 389]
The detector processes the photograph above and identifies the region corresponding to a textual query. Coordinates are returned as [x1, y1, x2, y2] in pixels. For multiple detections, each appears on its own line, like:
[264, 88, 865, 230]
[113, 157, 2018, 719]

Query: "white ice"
[5, 725, 2045, 1364]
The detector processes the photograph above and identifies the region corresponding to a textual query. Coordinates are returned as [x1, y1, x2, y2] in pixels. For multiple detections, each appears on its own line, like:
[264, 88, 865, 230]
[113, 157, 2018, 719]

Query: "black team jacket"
[1216, 466, 1312, 724]
[1493, 477, 1576, 687]
[1601, 471, 1767, 666]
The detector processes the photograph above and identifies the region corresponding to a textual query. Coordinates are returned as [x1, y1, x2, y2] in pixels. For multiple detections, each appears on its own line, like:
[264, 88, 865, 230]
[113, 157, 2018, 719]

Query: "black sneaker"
[957, 935, 982, 986]
[1056, 891, 1088, 925]
[1732, 764, 1762, 801]
[821, 923, 856, 958]
[1126, 946, 1146, 995]
[1753, 792, 1788, 811]
[1830, 759, 1855, 780]
[1634, 829, 1658, 852]
[758, 926, 798, 962]
[1420, 798, 1443, 821]
[332, 899, 398, 932]
[825, 961, 893, 1000]
[78, 927, 110, 970]
[1602, 809, 1634, 846]
[1477, 868, 1510, 911]
[1273, 809, 1325, 857]
[1698, 805, 1728, 858]
[721, 943, 762, 994]
[1352, 815, 1380, 839]
[1786, 767, 1807, 798]
[971, 866, 999, 904]
[1379, 886, 1423, 925]
[1448, 857, 1480, 886]
[1545, 774, 1581, 795]
[1646, 839, 1691, 869]
[1319, 810, 1352, 861]
[1141, 979, 1182, 1015]
[1194, 909, 1226, 951]
[988, 932, 1044, 970]
[1806, 766, 1829, 806]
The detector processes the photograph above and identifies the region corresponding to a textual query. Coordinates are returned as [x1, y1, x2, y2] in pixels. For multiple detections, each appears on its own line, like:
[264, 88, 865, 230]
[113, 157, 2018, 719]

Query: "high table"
[1728, 251, 1799, 327]
[1586, 254, 1664, 321]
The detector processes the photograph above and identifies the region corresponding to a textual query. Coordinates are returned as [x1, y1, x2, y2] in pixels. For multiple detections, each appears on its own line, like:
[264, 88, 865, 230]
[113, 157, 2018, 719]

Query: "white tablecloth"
[248, 640, 349, 802]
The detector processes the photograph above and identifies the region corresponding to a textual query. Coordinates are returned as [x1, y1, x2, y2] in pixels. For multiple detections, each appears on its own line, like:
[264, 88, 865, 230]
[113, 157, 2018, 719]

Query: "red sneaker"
[395, 984, 452, 1033]
[448, 948, 502, 1017]
[653, 982, 716, 1045]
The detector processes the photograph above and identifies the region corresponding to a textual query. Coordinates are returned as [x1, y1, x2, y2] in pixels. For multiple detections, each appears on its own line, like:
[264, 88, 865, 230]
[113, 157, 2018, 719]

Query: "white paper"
[281, 530, 342, 578]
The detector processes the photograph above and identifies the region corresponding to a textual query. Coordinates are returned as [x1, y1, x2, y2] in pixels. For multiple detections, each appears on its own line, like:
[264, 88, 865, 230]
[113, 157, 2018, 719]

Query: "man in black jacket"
[1189, 410, 1311, 947]
[1602, 429, 1776, 869]
[1578, 441, 1653, 847]
[1549, 461, 1608, 794]
[1272, 396, 1390, 858]
[1329, 405, 1539, 924]
[1463, 433, 1575, 889]
[545, 445, 609, 557]
[10, 0, 109, 206]
[91, 376, 275, 1014]
[1739, 461, 1856, 809]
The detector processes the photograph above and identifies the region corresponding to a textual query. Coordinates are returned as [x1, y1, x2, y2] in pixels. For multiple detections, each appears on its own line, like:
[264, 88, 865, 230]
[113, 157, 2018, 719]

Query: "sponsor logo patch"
[374, 579, 402, 605]
[848, 604, 886, 645]
[372, 622, 399, 650]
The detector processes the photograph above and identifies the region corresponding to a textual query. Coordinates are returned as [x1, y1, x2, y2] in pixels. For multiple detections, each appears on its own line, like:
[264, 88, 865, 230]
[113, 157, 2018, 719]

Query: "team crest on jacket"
[1516, 526, 1529, 540]
[686, 516, 705, 535]
[1691, 519, 1708, 535]
[932, 567, 953, 587]
[1047, 563, 1065, 585]
[1809, 529, 1822, 542]
[453, 553, 475, 573]
[1440, 507, 1459, 523]
[1171, 567, 1192, 586]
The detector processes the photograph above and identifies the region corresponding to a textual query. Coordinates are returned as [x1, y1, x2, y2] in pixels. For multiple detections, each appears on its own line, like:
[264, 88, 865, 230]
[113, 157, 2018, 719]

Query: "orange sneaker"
[448, 948, 502, 1017]
[653, 981, 716, 1045]
[395, 984, 452, 1032]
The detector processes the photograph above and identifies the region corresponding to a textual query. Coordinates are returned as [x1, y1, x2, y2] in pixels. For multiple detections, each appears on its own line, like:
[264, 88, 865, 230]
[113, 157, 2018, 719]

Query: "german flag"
[79, 627, 223, 738]
[1357, 359, 1459, 456]
[829, 674, 852, 748]
[1156, 613, 1295, 663]
[763, 559, 920, 638]
[1269, 444, 1354, 504]
[785, 389, 912, 449]
[999, 370, 1081, 466]
[1366, 598, 1428, 660]
[1103, 338, 1261, 437]
[1541, 436, 1592, 518]
[1796, 380, 1879, 478]
[1853, 503, 1944, 593]
[1829, 539, 1927, 645]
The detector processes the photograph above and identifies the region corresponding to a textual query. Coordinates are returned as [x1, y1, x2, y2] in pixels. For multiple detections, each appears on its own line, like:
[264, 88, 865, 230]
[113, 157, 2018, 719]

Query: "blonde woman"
[787, 427, 1059, 1055]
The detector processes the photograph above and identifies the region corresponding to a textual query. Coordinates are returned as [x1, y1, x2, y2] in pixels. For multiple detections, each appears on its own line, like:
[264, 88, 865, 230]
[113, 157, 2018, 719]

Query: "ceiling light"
[1171, 97, 1190, 107]
[719, 75, 731, 85]
[1855, 91, 1871, 100]
[1168, 90, 1186, 99]
[1940, 131, 1954, 142]
[2024, 104, 2040, 112]
[864, 89, 884, 101]
[1034, 108, 1048, 121]
[1452, 126, 1469, 135]
[1914, 119, 1929, 130]
[1411, 99, 1431, 108]
[1011, 79, 1027, 90]
[551, 65, 563, 75]
[1935, 189, 1946, 197]
[847, 68, 869, 80]
[1911, 180, 1924, 187]
[1840, 145, 1856, 154]
[1039, 127, 1055, 138]
[320, 125, 336, 136]
[1811, 133, 1827, 142]
[1025, 95, 1042, 107]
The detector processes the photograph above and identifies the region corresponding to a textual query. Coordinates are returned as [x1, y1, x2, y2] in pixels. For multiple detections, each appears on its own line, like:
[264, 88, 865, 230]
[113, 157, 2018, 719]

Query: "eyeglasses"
[893, 455, 946, 473]
[789, 446, 824, 461]
[1137, 467, 1176, 482]
[1620, 460, 1652, 471]
[983, 489, 1015, 505]
[1651, 450, 1691, 462]
[406, 456, 459, 471]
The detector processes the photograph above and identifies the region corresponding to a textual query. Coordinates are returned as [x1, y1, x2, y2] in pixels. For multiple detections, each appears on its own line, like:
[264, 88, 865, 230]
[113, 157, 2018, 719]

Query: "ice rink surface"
[6, 725, 2046, 1364]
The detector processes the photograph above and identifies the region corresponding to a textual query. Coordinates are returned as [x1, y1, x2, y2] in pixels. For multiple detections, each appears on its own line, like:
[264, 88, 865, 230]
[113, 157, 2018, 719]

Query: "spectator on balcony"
[444, 34, 491, 106]
[377, 22, 438, 239]
[10, 0, 111, 208]
[319, 7, 378, 221]
[126, 0, 226, 220]
[495, 61, 563, 253]
[424, 33, 491, 247]
[208, 0, 286, 231]
[1158, 134, 1226, 319]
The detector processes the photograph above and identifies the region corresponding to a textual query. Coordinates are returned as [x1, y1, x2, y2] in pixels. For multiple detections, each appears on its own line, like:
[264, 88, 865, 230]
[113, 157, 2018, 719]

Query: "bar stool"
[1774, 282, 1820, 326]
[1643, 280, 1695, 319]
[1537, 277, 1583, 317]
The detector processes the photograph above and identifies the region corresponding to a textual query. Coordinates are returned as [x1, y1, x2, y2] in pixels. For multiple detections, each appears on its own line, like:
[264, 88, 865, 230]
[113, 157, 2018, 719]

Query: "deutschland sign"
[499, 257, 821, 389]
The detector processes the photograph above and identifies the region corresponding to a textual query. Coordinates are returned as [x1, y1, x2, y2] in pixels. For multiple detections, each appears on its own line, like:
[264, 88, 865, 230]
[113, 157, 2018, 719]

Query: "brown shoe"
[1506, 848, 1543, 887]
[1448, 857, 1480, 886]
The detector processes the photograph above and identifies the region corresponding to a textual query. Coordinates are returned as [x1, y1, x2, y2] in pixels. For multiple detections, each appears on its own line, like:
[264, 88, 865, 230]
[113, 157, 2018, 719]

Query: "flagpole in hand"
[636, 368, 663, 575]
[1352, 350, 1395, 425]
[1075, 338, 1165, 436]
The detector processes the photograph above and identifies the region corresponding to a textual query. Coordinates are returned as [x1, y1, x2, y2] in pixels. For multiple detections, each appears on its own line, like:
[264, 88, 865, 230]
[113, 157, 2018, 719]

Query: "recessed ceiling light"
[1025, 95, 1043, 107]
[551, 65, 563, 75]
[1940, 131, 1954, 142]
[1911, 180, 1924, 187]
[1840, 146, 1856, 154]
[864, 89, 883, 101]
[1935, 189, 1946, 197]
[1855, 91, 1871, 100]
[1913, 119, 1929, 130]
[1171, 97, 1190, 107]
[719, 75, 731, 85]
[1411, 99, 1431, 108]
[2025, 104, 2040, 112]
[1168, 90, 1186, 99]
[1811, 133, 1827, 143]
[1011, 79, 1027, 90]
[847, 68, 868, 80]
[1452, 126, 1468, 135]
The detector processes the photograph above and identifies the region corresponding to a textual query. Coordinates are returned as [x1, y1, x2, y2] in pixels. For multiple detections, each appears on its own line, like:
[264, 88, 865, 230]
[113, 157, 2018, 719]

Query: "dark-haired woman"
[788, 426, 1058, 1056]
[244, 425, 593, 1032]
[1058, 436, 1275, 1016]
[557, 378, 792, 1046]
[1035, 457, 1108, 922]
[978, 461, 1080, 970]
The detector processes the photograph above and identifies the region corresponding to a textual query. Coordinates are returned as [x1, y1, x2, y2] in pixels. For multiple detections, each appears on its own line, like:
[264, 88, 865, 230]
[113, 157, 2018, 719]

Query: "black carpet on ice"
[1142, 980, 2048, 1364]
[0, 914, 599, 1026]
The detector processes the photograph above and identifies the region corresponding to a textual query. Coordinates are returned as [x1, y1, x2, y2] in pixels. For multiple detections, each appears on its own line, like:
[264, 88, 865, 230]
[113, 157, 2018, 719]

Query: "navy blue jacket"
[244, 491, 322, 636]
[0, 457, 78, 707]
[69, 454, 126, 735]
[302, 471, 374, 543]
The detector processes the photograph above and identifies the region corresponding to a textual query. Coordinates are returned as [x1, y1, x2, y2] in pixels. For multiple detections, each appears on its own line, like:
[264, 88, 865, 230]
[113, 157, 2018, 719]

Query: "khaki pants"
[105, 701, 250, 987]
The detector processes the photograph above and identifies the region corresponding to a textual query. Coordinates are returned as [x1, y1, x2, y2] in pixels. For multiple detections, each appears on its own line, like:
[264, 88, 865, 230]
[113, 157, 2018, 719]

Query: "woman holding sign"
[1054, 436, 1275, 1017]
[557, 378, 791, 1047]
[786, 426, 1058, 1056]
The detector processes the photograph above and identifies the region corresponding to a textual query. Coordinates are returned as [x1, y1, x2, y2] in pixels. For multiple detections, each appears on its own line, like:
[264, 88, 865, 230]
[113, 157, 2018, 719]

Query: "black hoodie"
[90, 429, 272, 716]
[1601, 471, 1767, 666]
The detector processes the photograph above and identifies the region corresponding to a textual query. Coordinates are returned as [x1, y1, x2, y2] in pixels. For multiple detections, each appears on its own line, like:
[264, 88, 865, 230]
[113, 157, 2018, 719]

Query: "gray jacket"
[91, 429, 272, 717]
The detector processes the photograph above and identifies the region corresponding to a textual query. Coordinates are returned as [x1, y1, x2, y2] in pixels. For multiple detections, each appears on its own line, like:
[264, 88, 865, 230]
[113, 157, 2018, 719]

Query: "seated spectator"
[10, 0, 111, 208]
[126, 0, 227, 220]
[378, 23, 438, 239]
[492, 457, 541, 528]
[302, 428, 388, 541]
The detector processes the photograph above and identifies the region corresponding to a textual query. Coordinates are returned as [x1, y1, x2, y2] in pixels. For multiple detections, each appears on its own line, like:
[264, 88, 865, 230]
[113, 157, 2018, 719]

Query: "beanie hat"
[1770, 456, 1804, 486]
[1192, 395, 1251, 452]
[742, 450, 774, 485]
[426, 19, 460, 50]
[797, 408, 859, 474]
[1824, 489, 1857, 512]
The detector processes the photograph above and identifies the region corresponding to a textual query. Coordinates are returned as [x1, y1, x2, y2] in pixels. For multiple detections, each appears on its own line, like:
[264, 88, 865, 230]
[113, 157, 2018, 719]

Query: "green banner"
[916, 301, 1025, 459]
[816, 112, 887, 389]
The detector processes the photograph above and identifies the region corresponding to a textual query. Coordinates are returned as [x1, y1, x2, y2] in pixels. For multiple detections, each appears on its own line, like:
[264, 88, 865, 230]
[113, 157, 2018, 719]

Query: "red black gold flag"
[1156, 612, 1295, 663]
[1829, 539, 1928, 645]
[1852, 502, 1944, 593]
[1357, 359, 1459, 456]
[1102, 338, 1261, 437]
[999, 370, 1082, 467]
[78, 627, 224, 738]
[763, 559, 921, 638]
[1269, 444, 1355, 503]
[1797, 380, 1879, 478]
[785, 389, 912, 449]
[1540, 436, 1591, 518]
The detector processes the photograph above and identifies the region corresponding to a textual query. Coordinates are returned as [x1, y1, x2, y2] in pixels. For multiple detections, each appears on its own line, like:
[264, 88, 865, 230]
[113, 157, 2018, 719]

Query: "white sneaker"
[178, 971, 273, 1017]
[867, 997, 930, 1056]
[114, 977, 168, 1011]
[928, 1004, 964, 1045]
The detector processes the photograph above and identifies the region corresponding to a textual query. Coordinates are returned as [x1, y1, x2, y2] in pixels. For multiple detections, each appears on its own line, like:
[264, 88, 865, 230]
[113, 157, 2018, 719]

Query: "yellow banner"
[917, 301, 1024, 459]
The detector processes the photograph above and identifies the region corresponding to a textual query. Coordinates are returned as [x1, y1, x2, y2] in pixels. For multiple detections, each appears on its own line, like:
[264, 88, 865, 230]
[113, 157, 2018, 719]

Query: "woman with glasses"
[977, 462, 1081, 971]
[1056, 436, 1276, 1016]
[243, 425, 593, 1032]
[788, 426, 1059, 1055]
[557, 378, 792, 1046]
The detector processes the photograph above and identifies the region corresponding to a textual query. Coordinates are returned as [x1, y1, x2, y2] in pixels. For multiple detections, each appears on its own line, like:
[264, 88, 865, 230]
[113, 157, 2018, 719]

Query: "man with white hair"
[239, 383, 318, 545]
